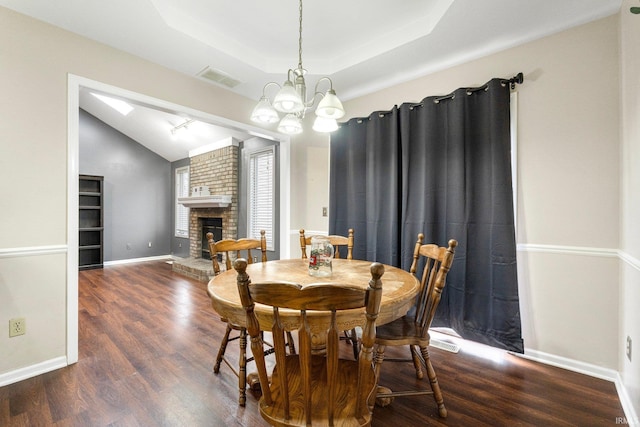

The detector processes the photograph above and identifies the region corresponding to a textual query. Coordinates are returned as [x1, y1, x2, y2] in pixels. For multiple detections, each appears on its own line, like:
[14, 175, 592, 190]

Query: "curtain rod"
[432, 72, 524, 104]
[350, 73, 524, 123]
[504, 72, 524, 89]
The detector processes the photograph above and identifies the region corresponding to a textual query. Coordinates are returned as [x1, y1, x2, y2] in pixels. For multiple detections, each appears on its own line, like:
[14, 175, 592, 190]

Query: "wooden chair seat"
[375, 314, 427, 345]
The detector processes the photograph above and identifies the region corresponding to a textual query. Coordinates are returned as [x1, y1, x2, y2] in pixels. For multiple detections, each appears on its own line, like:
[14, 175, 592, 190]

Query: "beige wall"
[287, 119, 331, 256]
[343, 15, 622, 369]
[0, 6, 635, 414]
[620, 0, 640, 415]
[0, 6, 259, 377]
[0, 254, 67, 373]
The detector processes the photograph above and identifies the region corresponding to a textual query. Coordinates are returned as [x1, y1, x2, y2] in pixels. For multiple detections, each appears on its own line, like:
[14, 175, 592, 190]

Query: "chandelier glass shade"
[250, 95, 280, 124]
[278, 113, 304, 134]
[250, 0, 345, 135]
[272, 79, 305, 114]
[312, 115, 339, 133]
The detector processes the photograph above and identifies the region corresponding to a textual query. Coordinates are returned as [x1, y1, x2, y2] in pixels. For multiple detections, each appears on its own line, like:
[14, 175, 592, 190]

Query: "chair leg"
[238, 328, 248, 407]
[373, 345, 397, 407]
[214, 322, 251, 407]
[350, 328, 359, 359]
[214, 323, 233, 373]
[410, 345, 424, 379]
[373, 344, 386, 380]
[341, 329, 360, 359]
[420, 345, 446, 418]
[286, 332, 296, 355]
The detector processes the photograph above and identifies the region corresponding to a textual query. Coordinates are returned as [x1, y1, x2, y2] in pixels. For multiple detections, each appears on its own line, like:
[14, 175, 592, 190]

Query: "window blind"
[175, 166, 189, 238]
[249, 149, 274, 250]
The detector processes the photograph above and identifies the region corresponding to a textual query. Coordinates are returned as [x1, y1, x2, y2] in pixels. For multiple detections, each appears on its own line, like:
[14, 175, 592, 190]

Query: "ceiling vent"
[197, 66, 241, 88]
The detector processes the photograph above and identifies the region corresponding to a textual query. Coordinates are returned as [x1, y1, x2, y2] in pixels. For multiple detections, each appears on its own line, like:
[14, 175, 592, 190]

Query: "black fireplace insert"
[201, 217, 222, 260]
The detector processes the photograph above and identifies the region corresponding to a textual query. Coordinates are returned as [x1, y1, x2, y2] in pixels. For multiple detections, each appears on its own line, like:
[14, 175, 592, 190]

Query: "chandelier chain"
[298, 0, 303, 70]
[250, 0, 344, 134]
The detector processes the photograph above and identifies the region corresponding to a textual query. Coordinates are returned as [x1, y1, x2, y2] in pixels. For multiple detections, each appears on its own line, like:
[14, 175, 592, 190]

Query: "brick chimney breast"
[187, 145, 238, 259]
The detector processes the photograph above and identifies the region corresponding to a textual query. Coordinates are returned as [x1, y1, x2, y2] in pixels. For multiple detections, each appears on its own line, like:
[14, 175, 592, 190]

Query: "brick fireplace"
[172, 142, 239, 281]
[188, 144, 238, 254]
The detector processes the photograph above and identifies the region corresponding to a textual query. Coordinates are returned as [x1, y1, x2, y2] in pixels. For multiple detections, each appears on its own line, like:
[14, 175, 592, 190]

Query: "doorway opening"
[67, 74, 291, 364]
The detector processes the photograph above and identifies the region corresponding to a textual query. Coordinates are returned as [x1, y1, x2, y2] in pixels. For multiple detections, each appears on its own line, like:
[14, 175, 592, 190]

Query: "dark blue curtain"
[329, 78, 523, 353]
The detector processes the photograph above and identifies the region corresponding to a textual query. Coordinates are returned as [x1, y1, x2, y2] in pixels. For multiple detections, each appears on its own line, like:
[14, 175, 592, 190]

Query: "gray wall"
[171, 157, 190, 257]
[79, 109, 172, 261]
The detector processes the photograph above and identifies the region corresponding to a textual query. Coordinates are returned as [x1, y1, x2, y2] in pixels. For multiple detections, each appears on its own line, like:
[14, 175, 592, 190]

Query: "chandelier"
[250, 0, 345, 135]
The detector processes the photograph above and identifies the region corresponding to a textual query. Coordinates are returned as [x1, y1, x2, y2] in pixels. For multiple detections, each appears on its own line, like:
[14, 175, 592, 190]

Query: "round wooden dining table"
[207, 258, 420, 338]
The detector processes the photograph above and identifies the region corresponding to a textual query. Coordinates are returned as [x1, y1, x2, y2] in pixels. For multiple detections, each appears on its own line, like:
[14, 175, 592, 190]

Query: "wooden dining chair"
[299, 228, 359, 359]
[299, 228, 354, 260]
[235, 258, 384, 427]
[374, 233, 457, 418]
[207, 231, 268, 407]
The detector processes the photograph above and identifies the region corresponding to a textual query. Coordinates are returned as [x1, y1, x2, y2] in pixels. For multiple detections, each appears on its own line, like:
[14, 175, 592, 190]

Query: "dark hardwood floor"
[0, 261, 625, 426]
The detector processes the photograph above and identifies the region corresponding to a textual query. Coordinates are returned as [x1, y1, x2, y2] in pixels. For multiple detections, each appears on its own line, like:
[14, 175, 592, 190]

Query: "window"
[175, 166, 189, 238]
[248, 148, 274, 250]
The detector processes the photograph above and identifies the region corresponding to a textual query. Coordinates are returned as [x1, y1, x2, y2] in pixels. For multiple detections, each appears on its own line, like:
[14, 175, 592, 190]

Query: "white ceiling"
[1, 0, 622, 161]
[79, 87, 259, 162]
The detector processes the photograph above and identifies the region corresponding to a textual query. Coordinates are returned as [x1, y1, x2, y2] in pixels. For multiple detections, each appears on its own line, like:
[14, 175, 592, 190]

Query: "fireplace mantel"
[178, 195, 232, 208]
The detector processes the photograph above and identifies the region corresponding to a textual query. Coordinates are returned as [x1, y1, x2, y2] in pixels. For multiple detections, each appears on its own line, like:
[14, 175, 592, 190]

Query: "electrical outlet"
[627, 336, 632, 362]
[322, 207, 328, 217]
[9, 318, 26, 337]
[126, 243, 132, 250]
[148, 242, 152, 248]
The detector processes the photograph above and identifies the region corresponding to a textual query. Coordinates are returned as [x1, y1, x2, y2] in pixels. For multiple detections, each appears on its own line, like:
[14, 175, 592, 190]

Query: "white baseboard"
[516, 349, 638, 425]
[615, 372, 640, 426]
[0, 356, 68, 387]
[103, 255, 173, 266]
[517, 348, 618, 381]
